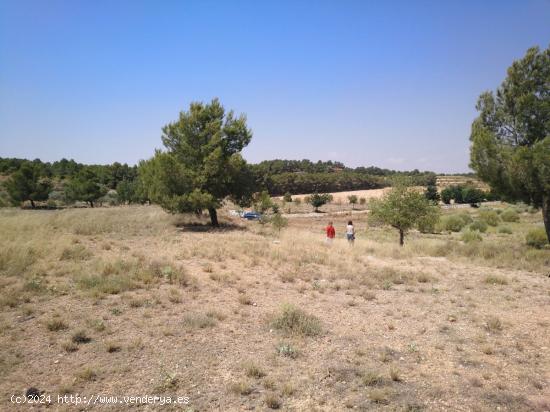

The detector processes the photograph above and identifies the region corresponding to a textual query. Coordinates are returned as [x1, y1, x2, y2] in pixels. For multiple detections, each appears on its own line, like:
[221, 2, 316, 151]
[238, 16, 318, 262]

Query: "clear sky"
[1, 0, 549, 173]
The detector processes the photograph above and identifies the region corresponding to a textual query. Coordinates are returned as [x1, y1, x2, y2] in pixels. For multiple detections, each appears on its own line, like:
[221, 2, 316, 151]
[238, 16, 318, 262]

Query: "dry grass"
[0, 204, 548, 411]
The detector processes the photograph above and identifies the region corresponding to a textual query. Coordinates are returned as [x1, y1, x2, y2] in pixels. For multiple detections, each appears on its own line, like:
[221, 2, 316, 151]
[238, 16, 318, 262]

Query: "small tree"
[116, 179, 137, 204]
[348, 195, 358, 209]
[65, 168, 107, 207]
[440, 187, 453, 204]
[254, 191, 275, 213]
[369, 184, 440, 246]
[4, 162, 52, 208]
[424, 185, 440, 203]
[308, 192, 332, 212]
[461, 187, 485, 207]
[359, 197, 366, 206]
[271, 212, 288, 233]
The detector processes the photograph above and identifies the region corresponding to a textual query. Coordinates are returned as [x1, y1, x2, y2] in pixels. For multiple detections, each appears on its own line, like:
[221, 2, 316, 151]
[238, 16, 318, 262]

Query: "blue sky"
[0, 0, 549, 173]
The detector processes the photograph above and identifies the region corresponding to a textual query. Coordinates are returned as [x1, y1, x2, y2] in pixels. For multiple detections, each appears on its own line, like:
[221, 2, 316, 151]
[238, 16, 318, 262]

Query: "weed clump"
[271, 304, 322, 337]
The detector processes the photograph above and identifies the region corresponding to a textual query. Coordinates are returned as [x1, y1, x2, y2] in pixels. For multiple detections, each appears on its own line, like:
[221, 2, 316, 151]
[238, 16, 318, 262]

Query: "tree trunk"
[543, 194, 550, 244]
[399, 229, 404, 246]
[89, 201, 94, 208]
[30, 199, 35, 209]
[208, 208, 219, 227]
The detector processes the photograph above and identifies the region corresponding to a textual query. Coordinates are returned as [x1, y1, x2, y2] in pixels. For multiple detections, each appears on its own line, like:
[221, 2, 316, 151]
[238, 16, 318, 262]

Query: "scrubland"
[0, 203, 548, 411]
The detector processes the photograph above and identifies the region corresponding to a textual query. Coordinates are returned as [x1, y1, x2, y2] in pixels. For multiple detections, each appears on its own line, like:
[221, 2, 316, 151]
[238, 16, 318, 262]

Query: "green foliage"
[469, 45, 550, 242]
[138, 99, 254, 226]
[282, 192, 292, 203]
[469, 220, 488, 233]
[525, 228, 549, 249]
[498, 226, 513, 234]
[461, 187, 485, 206]
[424, 185, 440, 202]
[3, 162, 52, 208]
[271, 212, 288, 233]
[441, 215, 466, 232]
[417, 208, 441, 234]
[440, 187, 453, 204]
[348, 195, 358, 205]
[479, 209, 500, 226]
[500, 208, 519, 222]
[461, 229, 482, 243]
[254, 191, 275, 213]
[65, 168, 107, 207]
[458, 212, 473, 225]
[369, 184, 440, 245]
[307, 193, 332, 212]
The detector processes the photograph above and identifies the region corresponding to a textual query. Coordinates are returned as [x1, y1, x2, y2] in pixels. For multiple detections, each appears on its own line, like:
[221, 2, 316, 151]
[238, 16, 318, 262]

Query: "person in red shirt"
[325, 221, 336, 244]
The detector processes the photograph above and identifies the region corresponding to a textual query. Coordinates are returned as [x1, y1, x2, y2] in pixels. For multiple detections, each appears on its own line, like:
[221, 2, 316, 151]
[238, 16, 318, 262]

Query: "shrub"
[359, 197, 366, 205]
[417, 213, 440, 234]
[469, 220, 488, 233]
[271, 304, 322, 337]
[458, 213, 473, 225]
[441, 215, 466, 232]
[282, 192, 292, 203]
[498, 226, 513, 234]
[462, 230, 482, 243]
[479, 209, 500, 226]
[525, 228, 548, 249]
[47, 319, 68, 332]
[348, 195, 358, 207]
[271, 212, 288, 233]
[500, 208, 519, 222]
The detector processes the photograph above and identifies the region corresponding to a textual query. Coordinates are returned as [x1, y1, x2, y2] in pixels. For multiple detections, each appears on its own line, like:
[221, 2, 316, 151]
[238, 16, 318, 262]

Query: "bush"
[497, 226, 512, 234]
[417, 213, 440, 234]
[458, 212, 473, 225]
[271, 304, 322, 337]
[461, 229, 482, 243]
[500, 208, 519, 222]
[469, 220, 488, 233]
[525, 228, 548, 249]
[282, 192, 292, 203]
[441, 215, 466, 232]
[479, 209, 500, 226]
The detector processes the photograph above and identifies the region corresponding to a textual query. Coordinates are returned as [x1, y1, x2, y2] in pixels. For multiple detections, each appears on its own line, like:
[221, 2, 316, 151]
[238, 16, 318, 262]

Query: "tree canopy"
[138, 99, 254, 226]
[469, 45, 550, 241]
[3, 162, 52, 208]
[369, 184, 440, 246]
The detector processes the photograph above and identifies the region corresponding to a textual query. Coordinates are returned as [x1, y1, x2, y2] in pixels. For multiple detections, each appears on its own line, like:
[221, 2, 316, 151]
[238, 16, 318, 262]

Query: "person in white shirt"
[346, 220, 355, 244]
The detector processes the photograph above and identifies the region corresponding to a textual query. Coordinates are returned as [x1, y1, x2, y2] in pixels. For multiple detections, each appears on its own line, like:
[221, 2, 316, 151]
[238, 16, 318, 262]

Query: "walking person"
[346, 220, 355, 245]
[325, 221, 335, 244]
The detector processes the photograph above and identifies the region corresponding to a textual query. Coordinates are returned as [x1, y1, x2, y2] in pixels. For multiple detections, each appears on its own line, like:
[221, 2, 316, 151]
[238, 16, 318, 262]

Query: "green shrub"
[525, 228, 548, 249]
[458, 212, 473, 225]
[417, 213, 440, 234]
[479, 209, 500, 226]
[500, 208, 519, 222]
[469, 220, 488, 233]
[461, 230, 482, 243]
[282, 192, 292, 203]
[441, 215, 466, 232]
[497, 226, 513, 234]
[271, 304, 322, 337]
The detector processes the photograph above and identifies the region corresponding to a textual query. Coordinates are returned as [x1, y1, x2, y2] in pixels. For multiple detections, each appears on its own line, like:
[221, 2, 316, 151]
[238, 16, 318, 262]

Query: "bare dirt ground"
[0, 205, 549, 411]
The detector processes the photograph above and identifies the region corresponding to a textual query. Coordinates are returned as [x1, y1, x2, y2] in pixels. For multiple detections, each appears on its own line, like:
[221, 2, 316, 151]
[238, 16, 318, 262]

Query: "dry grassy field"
[0, 204, 549, 411]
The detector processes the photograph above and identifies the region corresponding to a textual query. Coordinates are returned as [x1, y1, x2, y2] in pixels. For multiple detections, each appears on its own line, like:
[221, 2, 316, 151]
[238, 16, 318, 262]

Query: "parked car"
[242, 211, 262, 220]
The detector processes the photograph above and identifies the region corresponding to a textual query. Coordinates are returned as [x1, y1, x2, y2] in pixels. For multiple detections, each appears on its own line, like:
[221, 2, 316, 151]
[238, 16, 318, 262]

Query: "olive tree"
[369, 184, 440, 246]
